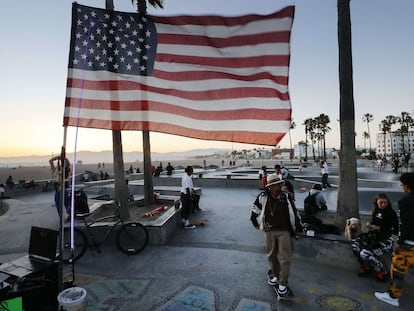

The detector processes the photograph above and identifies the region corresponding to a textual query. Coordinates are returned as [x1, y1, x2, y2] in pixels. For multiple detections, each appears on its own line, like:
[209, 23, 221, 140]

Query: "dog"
[344, 217, 361, 240]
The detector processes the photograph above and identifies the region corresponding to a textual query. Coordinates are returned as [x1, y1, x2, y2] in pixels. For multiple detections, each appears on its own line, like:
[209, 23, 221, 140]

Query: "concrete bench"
[84, 179, 114, 187]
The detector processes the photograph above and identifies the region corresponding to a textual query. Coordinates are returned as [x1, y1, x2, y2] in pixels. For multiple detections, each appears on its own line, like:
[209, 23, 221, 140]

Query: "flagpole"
[58, 126, 68, 292]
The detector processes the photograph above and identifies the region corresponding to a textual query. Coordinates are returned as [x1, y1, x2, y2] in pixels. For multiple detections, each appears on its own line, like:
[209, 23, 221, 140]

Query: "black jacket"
[398, 192, 414, 244]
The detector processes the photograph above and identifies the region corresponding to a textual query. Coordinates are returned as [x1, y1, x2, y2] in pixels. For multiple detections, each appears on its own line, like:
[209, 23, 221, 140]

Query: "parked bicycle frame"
[63, 200, 148, 263]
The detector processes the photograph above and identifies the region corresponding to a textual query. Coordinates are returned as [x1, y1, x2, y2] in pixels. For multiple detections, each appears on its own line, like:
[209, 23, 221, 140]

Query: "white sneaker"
[374, 291, 399, 307]
[267, 270, 278, 286]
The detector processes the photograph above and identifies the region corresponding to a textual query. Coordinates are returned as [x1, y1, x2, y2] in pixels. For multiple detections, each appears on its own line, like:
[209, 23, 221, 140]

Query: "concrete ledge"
[293, 233, 393, 270]
[145, 207, 181, 245]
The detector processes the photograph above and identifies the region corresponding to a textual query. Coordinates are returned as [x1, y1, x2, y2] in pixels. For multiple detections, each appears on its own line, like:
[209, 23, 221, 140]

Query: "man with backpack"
[304, 183, 327, 215]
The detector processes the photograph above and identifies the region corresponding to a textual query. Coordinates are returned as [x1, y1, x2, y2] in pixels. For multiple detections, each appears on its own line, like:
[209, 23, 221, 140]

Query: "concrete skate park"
[1, 160, 413, 310]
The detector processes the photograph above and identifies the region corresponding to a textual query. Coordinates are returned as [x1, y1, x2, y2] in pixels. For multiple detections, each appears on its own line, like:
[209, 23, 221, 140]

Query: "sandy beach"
[0, 157, 279, 185]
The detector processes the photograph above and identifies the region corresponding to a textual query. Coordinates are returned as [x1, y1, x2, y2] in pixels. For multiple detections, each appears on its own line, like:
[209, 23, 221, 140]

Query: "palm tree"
[362, 113, 373, 155]
[384, 115, 397, 157]
[396, 111, 413, 154]
[336, 0, 358, 226]
[315, 114, 331, 161]
[288, 121, 296, 161]
[379, 120, 390, 157]
[303, 118, 313, 161]
[131, 0, 165, 206]
[362, 131, 369, 153]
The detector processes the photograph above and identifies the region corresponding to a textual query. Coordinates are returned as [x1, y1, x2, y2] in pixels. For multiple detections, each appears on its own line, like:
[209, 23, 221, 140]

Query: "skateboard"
[189, 219, 208, 227]
[273, 285, 295, 301]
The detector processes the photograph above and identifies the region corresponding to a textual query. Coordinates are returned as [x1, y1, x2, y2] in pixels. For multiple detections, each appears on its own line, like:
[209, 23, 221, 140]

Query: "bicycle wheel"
[62, 227, 88, 263]
[116, 222, 148, 255]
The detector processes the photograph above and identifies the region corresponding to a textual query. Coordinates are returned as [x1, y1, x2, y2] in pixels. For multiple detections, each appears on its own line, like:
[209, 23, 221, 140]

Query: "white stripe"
[68, 69, 289, 96]
[64, 108, 291, 131]
[154, 63, 290, 77]
[156, 42, 290, 58]
[66, 88, 290, 111]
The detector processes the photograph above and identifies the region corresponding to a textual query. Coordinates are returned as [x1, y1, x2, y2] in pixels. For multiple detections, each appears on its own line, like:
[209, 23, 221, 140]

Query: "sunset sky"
[1, 0, 413, 157]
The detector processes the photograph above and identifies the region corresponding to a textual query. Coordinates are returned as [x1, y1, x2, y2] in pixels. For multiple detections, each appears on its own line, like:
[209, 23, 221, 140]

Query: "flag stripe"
[64, 4, 294, 146]
[65, 98, 291, 120]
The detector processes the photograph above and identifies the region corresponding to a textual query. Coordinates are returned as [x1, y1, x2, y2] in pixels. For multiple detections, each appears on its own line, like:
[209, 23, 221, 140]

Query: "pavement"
[1, 181, 414, 310]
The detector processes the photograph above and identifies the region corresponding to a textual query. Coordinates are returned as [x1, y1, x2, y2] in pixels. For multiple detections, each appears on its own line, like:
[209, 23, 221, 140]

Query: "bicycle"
[63, 200, 148, 262]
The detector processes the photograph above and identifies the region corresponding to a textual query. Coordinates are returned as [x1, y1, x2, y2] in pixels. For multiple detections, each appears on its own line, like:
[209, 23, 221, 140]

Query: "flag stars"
[71, 5, 156, 76]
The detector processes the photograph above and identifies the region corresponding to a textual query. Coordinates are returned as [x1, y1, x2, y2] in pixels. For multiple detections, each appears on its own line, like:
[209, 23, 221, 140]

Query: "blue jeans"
[322, 174, 331, 188]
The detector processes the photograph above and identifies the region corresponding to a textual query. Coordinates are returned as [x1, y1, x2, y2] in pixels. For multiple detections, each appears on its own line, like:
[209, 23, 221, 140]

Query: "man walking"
[250, 174, 302, 299]
[320, 160, 331, 188]
[375, 172, 414, 307]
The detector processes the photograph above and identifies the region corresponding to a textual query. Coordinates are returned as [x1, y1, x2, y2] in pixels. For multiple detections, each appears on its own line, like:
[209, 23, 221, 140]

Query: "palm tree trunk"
[107, 1, 130, 219]
[336, 0, 359, 226]
[137, 0, 155, 206]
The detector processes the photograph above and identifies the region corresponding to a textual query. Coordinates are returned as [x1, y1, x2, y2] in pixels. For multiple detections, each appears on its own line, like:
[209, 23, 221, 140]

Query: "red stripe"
[152, 6, 294, 27]
[157, 31, 291, 48]
[152, 69, 288, 84]
[65, 97, 291, 121]
[155, 54, 290, 68]
[63, 117, 287, 145]
[67, 78, 290, 101]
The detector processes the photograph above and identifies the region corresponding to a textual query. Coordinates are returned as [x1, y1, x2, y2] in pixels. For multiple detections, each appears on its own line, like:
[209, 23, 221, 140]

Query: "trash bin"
[57, 287, 87, 311]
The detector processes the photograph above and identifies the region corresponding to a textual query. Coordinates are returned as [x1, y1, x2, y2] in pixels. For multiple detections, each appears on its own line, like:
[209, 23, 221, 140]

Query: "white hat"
[266, 174, 284, 187]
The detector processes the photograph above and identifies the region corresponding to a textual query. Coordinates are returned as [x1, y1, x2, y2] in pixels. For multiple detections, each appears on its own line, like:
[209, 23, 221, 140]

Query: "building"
[376, 130, 414, 157]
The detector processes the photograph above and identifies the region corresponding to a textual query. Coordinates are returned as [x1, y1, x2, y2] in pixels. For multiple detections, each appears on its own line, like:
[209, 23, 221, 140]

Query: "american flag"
[64, 3, 294, 146]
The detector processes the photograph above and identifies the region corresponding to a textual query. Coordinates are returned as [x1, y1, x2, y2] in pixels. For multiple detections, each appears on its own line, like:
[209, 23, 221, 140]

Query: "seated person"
[302, 184, 339, 235]
[0, 183, 5, 198]
[5, 175, 14, 189]
[351, 193, 398, 281]
[309, 183, 327, 211]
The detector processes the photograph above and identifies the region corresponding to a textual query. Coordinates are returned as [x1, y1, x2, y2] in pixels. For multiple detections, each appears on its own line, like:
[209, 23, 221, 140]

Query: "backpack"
[304, 192, 318, 216]
[72, 190, 89, 214]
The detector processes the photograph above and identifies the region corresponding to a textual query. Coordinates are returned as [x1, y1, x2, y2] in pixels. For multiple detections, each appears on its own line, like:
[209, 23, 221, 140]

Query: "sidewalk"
[1, 187, 413, 310]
